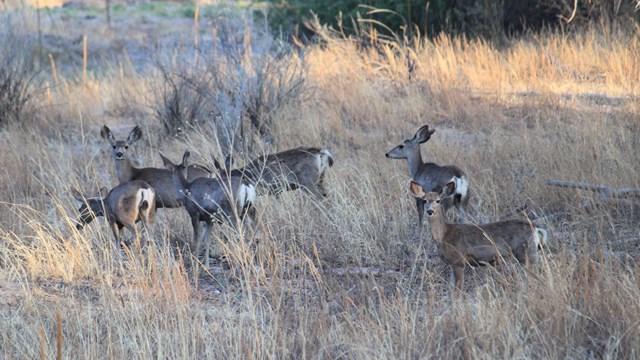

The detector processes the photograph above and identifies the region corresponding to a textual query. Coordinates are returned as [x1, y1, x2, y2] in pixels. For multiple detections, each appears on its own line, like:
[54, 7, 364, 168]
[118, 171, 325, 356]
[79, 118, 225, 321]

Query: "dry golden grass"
[1, 12, 640, 358]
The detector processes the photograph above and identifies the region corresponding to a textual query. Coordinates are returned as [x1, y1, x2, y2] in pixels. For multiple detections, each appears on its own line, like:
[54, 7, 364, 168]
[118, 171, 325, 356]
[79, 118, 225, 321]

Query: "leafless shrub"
[0, 20, 39, 128]
[151, 19, 311, 158]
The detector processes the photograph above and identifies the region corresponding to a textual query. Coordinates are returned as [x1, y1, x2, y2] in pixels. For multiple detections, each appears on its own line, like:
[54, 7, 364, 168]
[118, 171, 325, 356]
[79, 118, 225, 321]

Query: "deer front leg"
[452, 264, 465, 291]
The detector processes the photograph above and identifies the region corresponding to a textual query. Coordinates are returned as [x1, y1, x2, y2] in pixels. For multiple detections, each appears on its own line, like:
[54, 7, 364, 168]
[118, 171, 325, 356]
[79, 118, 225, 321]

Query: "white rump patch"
[138, 188, 155, 211]
[454, 176, 469, 200]
[318, 148, 333, 173]
[237, 184, 257, 208]
[533, 227, 548, 249]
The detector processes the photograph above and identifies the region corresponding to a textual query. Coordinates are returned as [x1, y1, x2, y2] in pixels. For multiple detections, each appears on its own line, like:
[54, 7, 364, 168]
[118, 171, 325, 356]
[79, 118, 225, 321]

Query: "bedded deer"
[409, 180, 547, 291]
[72, 180, 156, 249]
[161, 152, 257, 268]
[386, 125, 470, 226]
[101, 125, 212, 208]
[213, 147, 334, 199]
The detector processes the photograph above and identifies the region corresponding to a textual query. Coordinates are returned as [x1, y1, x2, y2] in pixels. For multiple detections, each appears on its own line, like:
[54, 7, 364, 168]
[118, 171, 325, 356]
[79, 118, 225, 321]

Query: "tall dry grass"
[0, 12, 639, 359]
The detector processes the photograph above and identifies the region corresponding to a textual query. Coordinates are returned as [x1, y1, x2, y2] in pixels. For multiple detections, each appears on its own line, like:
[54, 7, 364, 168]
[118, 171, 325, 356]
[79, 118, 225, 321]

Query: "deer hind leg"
[140, 207, 155, 248]
[108, 223, 125, 260]
[123, 222, 143, 252]
[307, 184, 327, 199]
[204, 222, 213, 268]
[190, 216, 203, 258]
[316, 172, 329, 198]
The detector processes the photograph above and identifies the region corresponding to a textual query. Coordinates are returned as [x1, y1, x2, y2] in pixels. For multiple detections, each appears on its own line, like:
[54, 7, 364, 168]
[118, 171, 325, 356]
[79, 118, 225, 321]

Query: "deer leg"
[142, 209, 155, 248]
[308, 185, 326, 199]
[111, 222, 122, 249]
[415, 197, 425, 238]
[204, 222, 212, 268]
[455, 202, 466, 223]
[452, 264, 465, 291]
[191, 216, 202, 258]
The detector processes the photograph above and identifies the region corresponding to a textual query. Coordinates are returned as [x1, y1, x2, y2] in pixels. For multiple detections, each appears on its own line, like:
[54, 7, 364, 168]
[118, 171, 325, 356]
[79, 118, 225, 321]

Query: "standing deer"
[72, 180, 156, 249]
[161, 152, 257, 268]
[386, 125, 470, 226]
[213, 147, 334, 199]
[100, 125, 212, 208]
[409, 180, 547, 291]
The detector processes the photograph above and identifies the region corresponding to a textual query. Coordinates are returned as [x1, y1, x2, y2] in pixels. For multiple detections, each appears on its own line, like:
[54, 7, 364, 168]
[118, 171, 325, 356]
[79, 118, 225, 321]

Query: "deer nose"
[426, 210, 434, 216]
[76, 223, 84, 230]
[115, 152, 124, 159]
[384, 152, 390, 158]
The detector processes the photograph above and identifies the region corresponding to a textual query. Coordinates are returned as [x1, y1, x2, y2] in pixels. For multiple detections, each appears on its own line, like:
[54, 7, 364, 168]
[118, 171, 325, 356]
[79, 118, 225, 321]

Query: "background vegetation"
[267, 0, 640, 39]
[0, 0, 639, 358]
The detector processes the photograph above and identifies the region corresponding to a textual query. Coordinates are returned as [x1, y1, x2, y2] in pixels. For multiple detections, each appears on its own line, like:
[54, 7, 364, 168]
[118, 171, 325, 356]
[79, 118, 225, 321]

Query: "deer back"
[441, 223, 516, 267]
[242, 147, 333, 193]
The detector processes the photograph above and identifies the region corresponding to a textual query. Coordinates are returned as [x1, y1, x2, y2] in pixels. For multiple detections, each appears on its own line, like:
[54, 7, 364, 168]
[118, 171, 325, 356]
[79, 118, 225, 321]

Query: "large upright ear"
[181, 151, 191, 167]
[441, 181, 456, 197]
[413, 125, 435, 144]
[224, 154, 233, 172]
[159, 152, 175, 170]
[127, 126, 143, 143]
[71, 187, 85, 202]
[409, 180, 426, 198]
[99, 187, 109, 199]
[100, 125, 115, 143]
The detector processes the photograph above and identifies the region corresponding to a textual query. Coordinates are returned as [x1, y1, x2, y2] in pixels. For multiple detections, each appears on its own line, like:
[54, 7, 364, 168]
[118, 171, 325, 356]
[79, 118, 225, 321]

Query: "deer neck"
[405, 147, 425, 179]
[171, 169, 190, 201]
[114, 158, 137, 183]
[428, 208, 449, 244]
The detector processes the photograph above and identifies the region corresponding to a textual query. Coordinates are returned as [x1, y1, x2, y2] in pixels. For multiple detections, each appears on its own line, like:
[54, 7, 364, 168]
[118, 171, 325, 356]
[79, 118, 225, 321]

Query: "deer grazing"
[213, 147, 334, 199]
[409, 180, 547, 290]
[161, 152, 257, 268]
[101, 125, 212, 208]
[72, 180, 156, 249]
[386, 125, 470, 225]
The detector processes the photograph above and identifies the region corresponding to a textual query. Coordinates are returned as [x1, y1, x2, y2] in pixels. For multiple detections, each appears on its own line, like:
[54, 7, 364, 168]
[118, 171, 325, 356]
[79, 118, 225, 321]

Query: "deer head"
[101, 125, 142, 161]
[71, 187, 109, 229]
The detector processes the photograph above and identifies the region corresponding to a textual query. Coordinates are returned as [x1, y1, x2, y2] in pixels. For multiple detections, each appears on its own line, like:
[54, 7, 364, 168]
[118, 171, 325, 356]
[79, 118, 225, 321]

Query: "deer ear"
[100, 125, 114, 142]
[159, 152, 173, 168]
[413, 125, 434, 144]
[442, 181, 456, 197]
[71, 188, 84, 202]
[224, 154, 233, 171]
[99, 187, 109, 198]
[409, 180, 426, 198]
[128, 126, 143, 143]
[182, 151, 191, 166]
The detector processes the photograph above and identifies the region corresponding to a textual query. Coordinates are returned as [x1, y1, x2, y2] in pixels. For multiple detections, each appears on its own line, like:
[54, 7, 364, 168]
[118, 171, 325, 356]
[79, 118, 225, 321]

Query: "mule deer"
[213, 147, 334, 199]
[161, 152, 257, 268]
[409, 180, 547, 291]
[101, 125, 211, 208]
[386, 125, 470, 226]
[72, 180, 156, 249]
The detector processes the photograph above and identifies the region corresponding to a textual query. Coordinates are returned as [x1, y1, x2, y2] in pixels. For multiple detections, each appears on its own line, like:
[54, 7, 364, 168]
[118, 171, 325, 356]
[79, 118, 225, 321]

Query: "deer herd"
[72, 124, 548, 291]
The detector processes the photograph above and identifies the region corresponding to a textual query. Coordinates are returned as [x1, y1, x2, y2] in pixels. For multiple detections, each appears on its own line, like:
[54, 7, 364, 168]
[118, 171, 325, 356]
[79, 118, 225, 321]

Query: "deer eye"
[398, 145, 404, 149]
[125, 146, 129, 149]
[435, 200, 440, 204]
[112, 145, 116, 149]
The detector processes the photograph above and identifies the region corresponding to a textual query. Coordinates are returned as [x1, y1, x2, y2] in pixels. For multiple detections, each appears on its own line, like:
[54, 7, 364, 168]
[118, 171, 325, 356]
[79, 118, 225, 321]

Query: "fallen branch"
[545, 180, 640, 198]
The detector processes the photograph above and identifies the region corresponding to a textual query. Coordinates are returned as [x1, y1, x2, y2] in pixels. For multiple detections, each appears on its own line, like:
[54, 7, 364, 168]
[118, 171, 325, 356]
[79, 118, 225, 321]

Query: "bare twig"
[545, 180, 640, 198]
